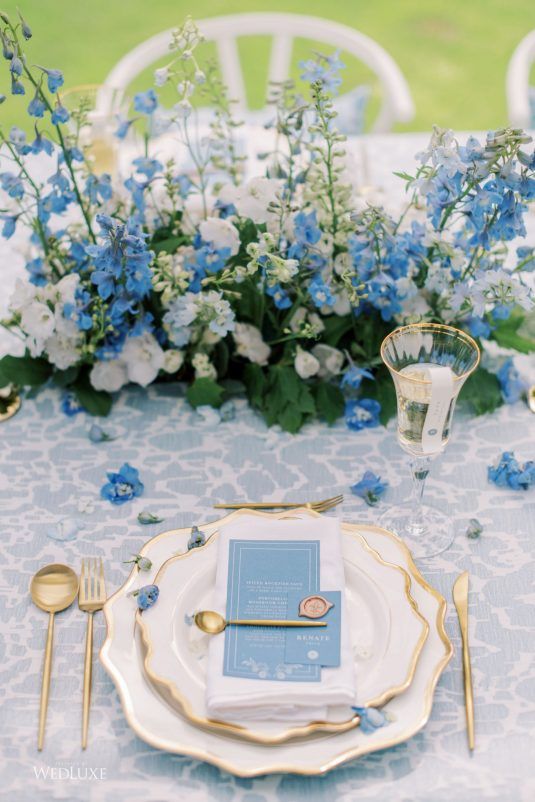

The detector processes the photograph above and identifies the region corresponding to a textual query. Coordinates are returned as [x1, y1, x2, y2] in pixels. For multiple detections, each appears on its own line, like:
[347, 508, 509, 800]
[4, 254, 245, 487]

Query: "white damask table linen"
[0, 383, 533, 802]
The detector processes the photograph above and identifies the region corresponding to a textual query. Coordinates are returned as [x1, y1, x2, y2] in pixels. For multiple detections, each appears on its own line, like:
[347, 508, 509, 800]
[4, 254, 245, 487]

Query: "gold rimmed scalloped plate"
[100, 510, 453, 776]
[136, 515, 428, 744]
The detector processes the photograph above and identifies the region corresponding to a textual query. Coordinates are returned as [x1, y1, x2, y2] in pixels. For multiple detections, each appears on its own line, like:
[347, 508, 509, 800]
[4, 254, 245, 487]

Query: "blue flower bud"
[9, 55, 23, 76]
[18, 11, 32, 39]
[51, 101, 69, 125]
[10, 76, 24, 95]
[27, 93, 46, 118]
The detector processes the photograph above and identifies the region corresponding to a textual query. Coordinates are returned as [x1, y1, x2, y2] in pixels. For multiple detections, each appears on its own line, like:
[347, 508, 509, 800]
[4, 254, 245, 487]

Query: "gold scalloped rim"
[136, 512, 428, 744]
[100, 511, 453, 776]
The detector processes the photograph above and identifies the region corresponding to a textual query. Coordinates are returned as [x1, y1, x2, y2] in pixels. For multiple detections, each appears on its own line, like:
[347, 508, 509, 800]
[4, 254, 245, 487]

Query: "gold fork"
[78, 558, 106, 749]
[213, 494, 344, 513]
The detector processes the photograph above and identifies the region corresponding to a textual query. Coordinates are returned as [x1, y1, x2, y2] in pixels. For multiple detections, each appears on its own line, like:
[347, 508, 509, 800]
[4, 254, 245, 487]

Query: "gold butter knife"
[452, 570, 475, 751]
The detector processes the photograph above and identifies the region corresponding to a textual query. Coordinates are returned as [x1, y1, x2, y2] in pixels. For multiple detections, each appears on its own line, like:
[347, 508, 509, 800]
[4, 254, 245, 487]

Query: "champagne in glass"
[379, 324, 480, 559]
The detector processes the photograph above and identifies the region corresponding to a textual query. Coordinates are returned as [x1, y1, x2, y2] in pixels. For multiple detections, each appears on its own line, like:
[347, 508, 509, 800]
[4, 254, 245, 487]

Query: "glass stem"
[409, 456, 431, 535]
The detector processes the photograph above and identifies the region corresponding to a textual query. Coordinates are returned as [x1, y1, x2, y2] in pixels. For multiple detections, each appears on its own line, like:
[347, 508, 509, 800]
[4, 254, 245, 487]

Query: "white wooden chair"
[100, 13, 414, 133]
[506, 30, 535, 128]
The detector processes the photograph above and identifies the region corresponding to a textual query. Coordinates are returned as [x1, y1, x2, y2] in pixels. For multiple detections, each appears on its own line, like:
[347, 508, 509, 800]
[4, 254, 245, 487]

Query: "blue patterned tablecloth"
[0, 384, 534, 802]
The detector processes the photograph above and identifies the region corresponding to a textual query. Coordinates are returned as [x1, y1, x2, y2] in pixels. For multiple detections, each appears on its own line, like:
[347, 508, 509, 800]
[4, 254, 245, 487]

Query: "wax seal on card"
[298, 594, 334, 619]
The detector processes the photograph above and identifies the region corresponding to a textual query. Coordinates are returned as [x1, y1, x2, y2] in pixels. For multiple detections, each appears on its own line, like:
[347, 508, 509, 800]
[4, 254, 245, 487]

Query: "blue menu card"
[223, 539, 321, 682]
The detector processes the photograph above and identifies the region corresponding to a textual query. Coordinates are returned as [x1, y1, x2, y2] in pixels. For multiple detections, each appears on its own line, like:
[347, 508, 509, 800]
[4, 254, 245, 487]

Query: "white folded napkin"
[205, 516, 355, 723]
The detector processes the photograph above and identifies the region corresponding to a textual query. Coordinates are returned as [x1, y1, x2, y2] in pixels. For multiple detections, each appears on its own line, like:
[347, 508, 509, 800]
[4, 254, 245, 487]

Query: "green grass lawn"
[1, 0, 534, 132]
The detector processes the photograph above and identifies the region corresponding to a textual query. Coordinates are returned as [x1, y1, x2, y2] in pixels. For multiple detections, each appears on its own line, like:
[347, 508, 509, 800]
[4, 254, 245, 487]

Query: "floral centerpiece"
[0, 13, 533, 431]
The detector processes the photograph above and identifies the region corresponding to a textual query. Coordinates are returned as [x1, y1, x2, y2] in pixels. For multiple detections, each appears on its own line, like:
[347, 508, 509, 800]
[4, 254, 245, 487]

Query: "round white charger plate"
[100, 510, 453, 776]
[137, 522, 428, 744]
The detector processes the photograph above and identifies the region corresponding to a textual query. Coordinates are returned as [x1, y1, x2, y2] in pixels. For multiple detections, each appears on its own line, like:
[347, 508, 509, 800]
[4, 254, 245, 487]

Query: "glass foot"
[378, 502, 454, 560]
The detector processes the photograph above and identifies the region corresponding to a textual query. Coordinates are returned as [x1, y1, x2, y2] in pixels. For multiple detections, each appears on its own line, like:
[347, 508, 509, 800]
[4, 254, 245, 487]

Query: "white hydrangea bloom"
[232, 177, 282, 224]
[233, 323, 271, 366]
[192, 352, 217, 380]
[90, 359, 129, 393]
[199, 217, 240, 256]
[311, 344, 344, 379]
[294, 347, 320, 379]
[121, 332, 165, 387]
[162, 349, 184, 374]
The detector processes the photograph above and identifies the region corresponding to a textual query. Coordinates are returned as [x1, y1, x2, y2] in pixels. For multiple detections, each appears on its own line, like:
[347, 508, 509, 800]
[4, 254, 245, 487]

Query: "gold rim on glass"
[136, 521, 428, 745]
[380, 322, 481, 385]
[99, 510, 453, 775]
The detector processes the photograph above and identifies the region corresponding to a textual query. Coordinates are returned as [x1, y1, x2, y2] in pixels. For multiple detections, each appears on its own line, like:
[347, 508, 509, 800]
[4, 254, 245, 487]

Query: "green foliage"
[359, 367, 397, 425]
[461, 367, 503, 416]
[490, 313, 535, 354]
[186, 378, 224, 408]
[72, 372, 113, 416]
[0, 354, 52, 387]
[313, 382, 345, 424]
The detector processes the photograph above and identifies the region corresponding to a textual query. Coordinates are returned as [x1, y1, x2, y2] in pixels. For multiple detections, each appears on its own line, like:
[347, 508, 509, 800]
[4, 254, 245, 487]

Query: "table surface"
[0, 130, 534, 801]
[0, 382, 534, 802]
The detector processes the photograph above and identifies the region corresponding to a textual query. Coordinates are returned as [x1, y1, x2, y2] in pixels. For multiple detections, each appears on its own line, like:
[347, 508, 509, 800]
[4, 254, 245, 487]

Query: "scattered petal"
[466, 518, 483, 539]
[123, 553, 152, 571]
[351, 705, 389, 734]
[488, 451, 535, 491]
[129, 583, 159, 610]
[89, 423, 116, 443]
[46, 517, 85, 542]
[77, 497, 95, 514]
[187, 525, 206, 550]
[101, 463, 144, 505]
[137, 509, 164, 525]
[350, 471, 388, 506]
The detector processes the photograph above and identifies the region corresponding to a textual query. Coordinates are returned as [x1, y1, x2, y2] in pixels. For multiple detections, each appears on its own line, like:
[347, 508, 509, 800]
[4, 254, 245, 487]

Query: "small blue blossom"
[308, 276, 335, 308]
[340, 365, 374, 390]
[27, 92, 46, 118]
[61, 392, 84, 417]
[293, 210, 322, 246]
[345, 398, 381, 431]
[350, 471, 388, 506]
[115, 117, 133, 139]
[1, 215, 17, 238]
[10, 75, 24, 95]
[51, 101, 69, 125]
[39, 67, 64, 93]
[9, 55, 23, 76]
[488, 451, 535, 491]
[265, 283, 292, 310]
[496, 358, 525, 404]
[101, 462, 144, 505]
[85, 173, 113, 204]
[133, 156, 163, 179]
[0, 172, 24, 199]
[467, 316, 492, 339]
[133, 89, 158, 116]
[187, 525, 206, 550]
[130, 584, 159, 611]
[351, 706, 389, 734]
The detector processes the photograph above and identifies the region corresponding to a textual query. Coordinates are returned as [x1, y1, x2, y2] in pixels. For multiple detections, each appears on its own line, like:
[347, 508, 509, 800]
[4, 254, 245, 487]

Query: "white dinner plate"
[137, 522, 428, 744]
[100, 510, 453, 776]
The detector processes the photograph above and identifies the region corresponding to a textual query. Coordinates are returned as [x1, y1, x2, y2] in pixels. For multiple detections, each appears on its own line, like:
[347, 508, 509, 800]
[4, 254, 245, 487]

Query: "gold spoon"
[194, 610, 327, 635]
[528, 385, 535, 413]
[30, 564, 79, 750]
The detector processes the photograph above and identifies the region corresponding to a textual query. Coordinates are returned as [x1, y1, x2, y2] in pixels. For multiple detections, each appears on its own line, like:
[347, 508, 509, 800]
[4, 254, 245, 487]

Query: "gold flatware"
[213, 494, 344, 513]
[194, 610, 327, 635]
[528, 385, 535, 413]
[452, 570, 475, 751]
[78, 558, 107, 749]
[30, 564, 79, 751]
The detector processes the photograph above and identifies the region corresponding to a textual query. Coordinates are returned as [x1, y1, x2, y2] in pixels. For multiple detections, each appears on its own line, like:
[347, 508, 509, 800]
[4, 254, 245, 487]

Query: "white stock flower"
[20, 302, 55, 344]
[294, 347, 320, 379]
[90, 359, 129, 393]
[311, 344, 344, 379]
[192, 352, 217, 380]
[162, 349, 185, 374]
[199, 217, 240, 256]
[45, 333, 81, 370]
[233, 323, 271, 366]
[232, 178, 282, 224]
[154, 67, 170, 86]
[122, 332, 165, 387]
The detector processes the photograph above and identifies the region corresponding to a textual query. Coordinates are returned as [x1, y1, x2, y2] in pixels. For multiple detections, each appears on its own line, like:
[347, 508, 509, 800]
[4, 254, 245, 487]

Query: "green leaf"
[393, 171, 414, 183]
[490, 313, 535, 354]
[73, 375, 113, 417]
[151, 235, 189, 255]
[52, 366, 80, 387]
[0, 354, 52, 387]
[278, 406, 303, 434]
[461, 367, 503, 416]
[322, 315, 354, 347]
[186, 378, 224, 409]
[313, 382, 345, 424]
[243, 363, 266, 408]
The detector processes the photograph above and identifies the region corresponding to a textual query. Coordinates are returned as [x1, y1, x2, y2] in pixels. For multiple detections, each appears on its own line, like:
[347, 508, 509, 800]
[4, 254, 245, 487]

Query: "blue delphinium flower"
[61, 392, 84, 417]
[0, 171, 24, 199]
[345, 398, 381, 431]
[340, 365, 374, 390]
[85, 173, 113, 204]
[115, 117, 134, 139]
[300, 51, 345, 94]
[9, 55, 23, 76]
[308, 276, 335, 308]
[130, 584, 159, 611]
[187, 525, 206, 550]
[132, 156, 163, 179]
[351, 706, 389, 735]
[265, 283, 292, 310]
[0, 215, 17, 238]
[293, 210, 322, 246]
[467, 316, 492, 339]
[37, 67, 64, 93]
[488, 451, 535, 491]
[496, 358, 524, 404]
[27, 92, 46, 118]
[133, 89, 158, 116]
[101, 463, 144, 505]
[25, 257, 47, 285]
[51, 101, 69, 125]
[350, 471, 388, 506]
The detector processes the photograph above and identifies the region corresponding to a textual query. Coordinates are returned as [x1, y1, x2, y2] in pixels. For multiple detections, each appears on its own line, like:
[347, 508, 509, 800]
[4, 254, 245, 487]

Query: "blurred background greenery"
[1, 0, 534, 132]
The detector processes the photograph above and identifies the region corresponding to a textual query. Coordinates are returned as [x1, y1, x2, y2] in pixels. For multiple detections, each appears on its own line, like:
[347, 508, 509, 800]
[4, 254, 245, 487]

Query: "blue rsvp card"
[284, 591, 341, 667]
[223, 539, 321, 682]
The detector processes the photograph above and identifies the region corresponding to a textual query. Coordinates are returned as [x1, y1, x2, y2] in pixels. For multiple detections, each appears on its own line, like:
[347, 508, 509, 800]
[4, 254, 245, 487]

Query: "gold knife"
[452, 571, 475, 750]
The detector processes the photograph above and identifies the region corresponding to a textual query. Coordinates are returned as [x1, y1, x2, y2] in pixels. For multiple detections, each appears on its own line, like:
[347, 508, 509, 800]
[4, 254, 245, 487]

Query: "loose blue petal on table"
[89, 423, 116, 443]
[350, 470, 388, 506]
[488, 451, 535, 490]
[101, 462, 144, 504]
[351, 706, 389, 734]
[345, 398, 381, 431]
[130, 584, 159, 610]
[123, 553, 152, 571]
[187, 525, 206, 550]
[61, 392, 84, 417]
[46, 517, 84, 542]
[137, 510, 164, 525]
